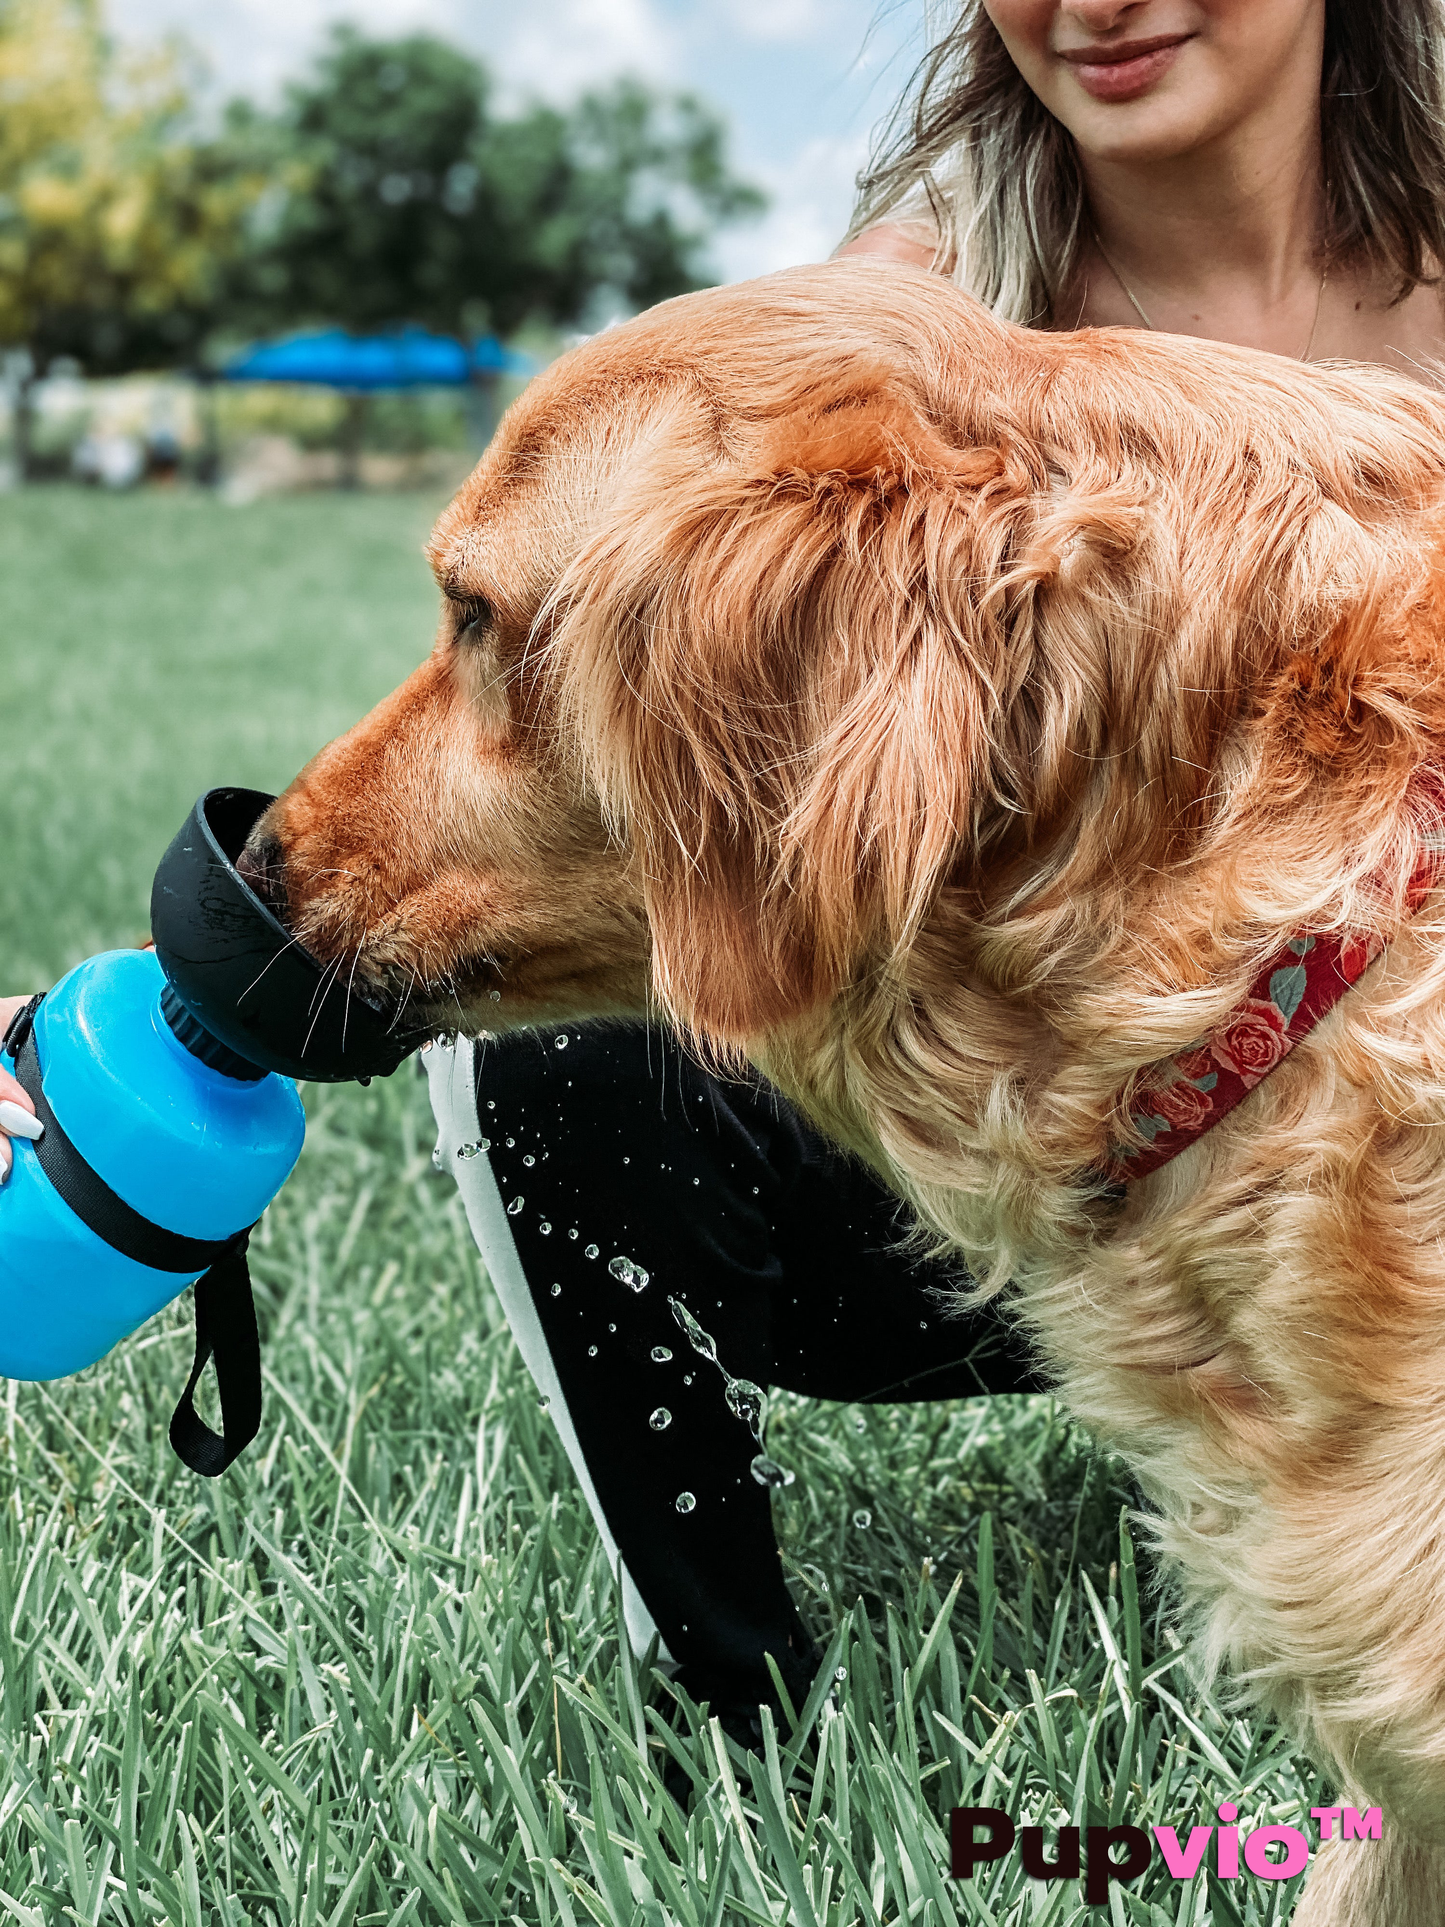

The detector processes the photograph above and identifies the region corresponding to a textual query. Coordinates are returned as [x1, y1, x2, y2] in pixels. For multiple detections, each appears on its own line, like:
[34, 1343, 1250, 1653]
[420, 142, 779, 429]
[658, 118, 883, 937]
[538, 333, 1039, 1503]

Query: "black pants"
[425, 1022, 1044, 1707]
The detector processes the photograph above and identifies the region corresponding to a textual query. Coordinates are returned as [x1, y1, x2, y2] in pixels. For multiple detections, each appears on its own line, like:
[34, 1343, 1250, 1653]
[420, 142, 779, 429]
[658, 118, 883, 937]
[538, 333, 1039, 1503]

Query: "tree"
[0, 0, 262, 469]
[233, 28, 766, 339]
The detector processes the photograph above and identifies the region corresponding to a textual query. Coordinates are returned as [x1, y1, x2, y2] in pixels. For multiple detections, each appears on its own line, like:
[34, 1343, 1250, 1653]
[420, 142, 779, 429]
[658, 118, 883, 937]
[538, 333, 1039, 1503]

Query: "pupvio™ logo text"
[951, 1802, 1381, 1903]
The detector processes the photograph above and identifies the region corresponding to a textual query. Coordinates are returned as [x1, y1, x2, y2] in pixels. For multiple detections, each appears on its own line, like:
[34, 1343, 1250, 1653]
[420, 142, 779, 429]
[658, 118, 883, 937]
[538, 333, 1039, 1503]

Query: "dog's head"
[252, 258, 1445, 1080]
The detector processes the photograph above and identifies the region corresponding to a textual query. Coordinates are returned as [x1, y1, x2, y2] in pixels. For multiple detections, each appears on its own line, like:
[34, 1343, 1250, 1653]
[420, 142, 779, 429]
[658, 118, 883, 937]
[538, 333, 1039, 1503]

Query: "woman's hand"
[0, 996, 43, 1184]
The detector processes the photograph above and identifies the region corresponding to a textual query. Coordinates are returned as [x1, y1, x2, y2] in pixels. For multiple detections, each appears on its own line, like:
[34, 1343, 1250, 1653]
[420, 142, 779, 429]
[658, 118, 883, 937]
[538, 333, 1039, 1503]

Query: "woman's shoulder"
[834, 223, 941, 272]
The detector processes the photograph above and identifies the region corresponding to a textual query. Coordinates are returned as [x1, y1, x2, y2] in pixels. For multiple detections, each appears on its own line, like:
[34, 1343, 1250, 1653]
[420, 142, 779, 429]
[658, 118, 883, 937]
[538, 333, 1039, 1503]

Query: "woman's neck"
[1075, 115, 1327, 353]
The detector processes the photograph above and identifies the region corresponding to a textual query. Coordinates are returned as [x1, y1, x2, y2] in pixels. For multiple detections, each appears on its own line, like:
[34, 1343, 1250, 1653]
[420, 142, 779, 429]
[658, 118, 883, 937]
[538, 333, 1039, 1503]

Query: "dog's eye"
[452, 597, 493, 642]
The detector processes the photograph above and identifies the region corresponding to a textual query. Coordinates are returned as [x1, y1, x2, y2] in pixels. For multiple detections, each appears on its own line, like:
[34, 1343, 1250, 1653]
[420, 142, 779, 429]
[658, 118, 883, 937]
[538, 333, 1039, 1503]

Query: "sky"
[107, 0, 937, 286]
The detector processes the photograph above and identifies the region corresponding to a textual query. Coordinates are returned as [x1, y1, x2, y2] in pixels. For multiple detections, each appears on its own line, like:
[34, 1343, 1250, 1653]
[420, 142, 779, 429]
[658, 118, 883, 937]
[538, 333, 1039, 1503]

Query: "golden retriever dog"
[250, 257, 1445, 1922]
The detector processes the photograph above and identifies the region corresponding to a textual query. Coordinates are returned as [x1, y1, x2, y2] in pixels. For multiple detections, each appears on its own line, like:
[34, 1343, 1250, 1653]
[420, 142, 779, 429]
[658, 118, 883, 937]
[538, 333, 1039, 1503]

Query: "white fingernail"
[0, 1101, 42, 1142]
[0, 1144, 9, 1184]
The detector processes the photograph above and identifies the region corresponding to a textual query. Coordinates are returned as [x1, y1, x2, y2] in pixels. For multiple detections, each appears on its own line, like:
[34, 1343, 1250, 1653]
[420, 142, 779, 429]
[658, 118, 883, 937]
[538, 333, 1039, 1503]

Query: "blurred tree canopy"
[0, 0, 260, 377]
[0, 7, 766, 390]
[227, 28, 766, 337]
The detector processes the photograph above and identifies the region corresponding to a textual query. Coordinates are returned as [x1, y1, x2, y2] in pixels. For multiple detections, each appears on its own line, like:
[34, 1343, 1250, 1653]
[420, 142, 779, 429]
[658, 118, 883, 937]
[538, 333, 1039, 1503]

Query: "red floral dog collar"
[1106, 813, 1445, 1185]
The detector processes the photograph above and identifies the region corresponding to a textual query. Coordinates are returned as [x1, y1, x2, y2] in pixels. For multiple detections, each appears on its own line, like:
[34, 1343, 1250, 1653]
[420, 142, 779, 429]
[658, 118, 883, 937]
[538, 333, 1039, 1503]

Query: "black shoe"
[654, 1644, 821, 1808]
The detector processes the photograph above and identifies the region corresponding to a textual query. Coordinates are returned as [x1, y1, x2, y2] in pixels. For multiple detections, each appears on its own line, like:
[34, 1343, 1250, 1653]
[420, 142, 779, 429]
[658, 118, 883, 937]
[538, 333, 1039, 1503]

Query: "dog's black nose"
[236, 832, 288, 921]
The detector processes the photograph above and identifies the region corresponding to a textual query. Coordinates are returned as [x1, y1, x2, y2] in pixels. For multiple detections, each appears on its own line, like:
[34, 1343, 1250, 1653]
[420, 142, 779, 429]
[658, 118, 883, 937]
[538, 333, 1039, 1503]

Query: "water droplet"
[649, 1408, 672, 1431]
[538, 1396, 550, 1413]
[488, 989, 501, 1002]
[852, 1509, 872, 1530]
[555, 1034, 569, 1050]
[587, 1345, 598, 1357]
[683, 1374, 693, 1385]
[692, 1176, 700, 1185]
[486, 1099, 496, 1109]
[568, 1228, 579, 1240]
[550, 1283, 562, 1297]
[919, 1319, 927, 1330]
[834, 1666, 848, 1682]
[507, 1196, 524, 1216]
[725, 1379, 766, 1434]
[854, 1415, 867, 1433]
[539, 1221, 552, 1235]
[675, 1492, 696, 1514]
[431, 1146, 444, 1169]
[669, 1297, 718, 1364]
[651, 1345, 672, 1363]
[505, 1137, 515, 1148]
[457, 1139, 489, 1160]
[609, 1256, 650, 1291]
[622, 1156, 630, 1165]
[584, 1244, 599, 1260]
[750, 1454, 795, 1489]
[607, 1322, 616, 1333]
[522, 1153, 535, 1167]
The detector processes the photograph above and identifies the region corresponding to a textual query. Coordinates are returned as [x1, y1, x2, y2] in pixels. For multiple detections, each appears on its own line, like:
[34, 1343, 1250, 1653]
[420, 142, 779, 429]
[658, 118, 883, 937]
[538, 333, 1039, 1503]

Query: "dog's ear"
[551, 386, 1033, 1042]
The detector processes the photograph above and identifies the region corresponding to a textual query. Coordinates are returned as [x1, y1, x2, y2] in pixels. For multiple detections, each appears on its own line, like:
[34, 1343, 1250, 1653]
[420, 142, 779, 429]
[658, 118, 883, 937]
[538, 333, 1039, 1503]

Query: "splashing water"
[555, 1034, 569, 1049]
[506, 1196, 524, 1216]
[750, 1455, 795, 1489]
[650, 1345, 672, 1363]
[669, 1296, 796, 1484]
[649, 1408, 672, 1431]
[584, 1244, 599, 1260]
[675, 1492, 696, 1514]
[852, 1508, 872, 1529]
[457, 1140, 489, 1161]
[725, 1379, 766, 1435]
[668, 1297, 719, 1366]
[431, 1146, 444, 1170]
[608, 1256, 650, 1291]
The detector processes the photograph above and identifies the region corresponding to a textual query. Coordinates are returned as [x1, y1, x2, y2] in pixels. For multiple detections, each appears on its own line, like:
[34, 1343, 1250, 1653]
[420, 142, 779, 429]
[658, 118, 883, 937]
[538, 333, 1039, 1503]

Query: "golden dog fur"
[257, 258, 1445, 1920]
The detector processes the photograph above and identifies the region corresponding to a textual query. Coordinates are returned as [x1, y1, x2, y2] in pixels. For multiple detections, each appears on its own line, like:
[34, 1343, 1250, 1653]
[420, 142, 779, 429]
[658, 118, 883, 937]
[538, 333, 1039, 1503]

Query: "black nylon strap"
[7, 995, 263, 1476]
[14, 1026, 246, 1274]
[168, 1237, 262, 1475]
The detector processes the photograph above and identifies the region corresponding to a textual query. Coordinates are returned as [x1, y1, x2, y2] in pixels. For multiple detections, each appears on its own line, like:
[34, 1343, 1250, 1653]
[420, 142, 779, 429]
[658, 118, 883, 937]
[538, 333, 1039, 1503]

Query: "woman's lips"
[1065, 39, 1188, 103]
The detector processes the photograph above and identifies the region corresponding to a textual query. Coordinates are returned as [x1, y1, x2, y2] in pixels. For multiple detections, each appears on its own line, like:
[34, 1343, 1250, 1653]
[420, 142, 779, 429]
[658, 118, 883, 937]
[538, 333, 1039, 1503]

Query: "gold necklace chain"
[1092, 232, 1329, 363]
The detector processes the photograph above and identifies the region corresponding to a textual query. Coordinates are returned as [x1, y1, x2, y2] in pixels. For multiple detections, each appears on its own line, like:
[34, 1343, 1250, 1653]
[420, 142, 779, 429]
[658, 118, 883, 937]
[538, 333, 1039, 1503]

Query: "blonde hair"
[849, 0, 1445, 326]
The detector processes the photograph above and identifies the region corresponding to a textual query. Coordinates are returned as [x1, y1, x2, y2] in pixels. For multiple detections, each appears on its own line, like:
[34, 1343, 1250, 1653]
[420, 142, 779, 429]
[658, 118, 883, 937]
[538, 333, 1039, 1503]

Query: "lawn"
[0, 487, 1318, 1925]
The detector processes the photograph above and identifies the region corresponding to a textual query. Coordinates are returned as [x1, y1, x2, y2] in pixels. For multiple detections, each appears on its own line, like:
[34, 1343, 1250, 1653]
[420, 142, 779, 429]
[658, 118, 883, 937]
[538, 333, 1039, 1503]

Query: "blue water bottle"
[0, 787, 423, 1473]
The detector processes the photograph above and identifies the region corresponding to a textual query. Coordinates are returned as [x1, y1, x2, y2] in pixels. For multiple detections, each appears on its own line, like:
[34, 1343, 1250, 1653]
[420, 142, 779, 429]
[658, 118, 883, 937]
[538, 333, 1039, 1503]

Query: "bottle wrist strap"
[5, 993, 262, 1475]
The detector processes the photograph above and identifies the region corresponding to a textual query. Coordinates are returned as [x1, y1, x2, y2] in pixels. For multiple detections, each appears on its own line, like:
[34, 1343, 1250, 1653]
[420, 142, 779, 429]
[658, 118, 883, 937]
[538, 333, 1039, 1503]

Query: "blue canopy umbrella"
[221, 326, 532, 389]
[218, 326, 534, 486]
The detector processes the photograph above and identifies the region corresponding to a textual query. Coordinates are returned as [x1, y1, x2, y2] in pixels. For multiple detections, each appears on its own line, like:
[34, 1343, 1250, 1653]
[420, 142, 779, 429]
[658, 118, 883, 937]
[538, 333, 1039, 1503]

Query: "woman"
[10, 0, 1445, 1735]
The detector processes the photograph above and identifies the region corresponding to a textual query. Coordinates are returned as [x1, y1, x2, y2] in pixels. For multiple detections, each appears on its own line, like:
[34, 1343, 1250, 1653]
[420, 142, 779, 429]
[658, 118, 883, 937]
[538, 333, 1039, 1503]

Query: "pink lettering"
[1216, 1805, 1240, 1878]
[1152, 1826, 1212, 1879]
[1243, 1826, 1309, 1880]
[1343, 1809, 1382, 1842]
[1311, 1807, 1342, 1842]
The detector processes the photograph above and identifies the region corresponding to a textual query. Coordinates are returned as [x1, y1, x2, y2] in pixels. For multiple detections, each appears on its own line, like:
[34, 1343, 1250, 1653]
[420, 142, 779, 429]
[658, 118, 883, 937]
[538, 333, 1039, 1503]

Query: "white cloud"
[493, 0, 676, 102]
[717, 0, 830, 46]
[710, 130, 868, 280]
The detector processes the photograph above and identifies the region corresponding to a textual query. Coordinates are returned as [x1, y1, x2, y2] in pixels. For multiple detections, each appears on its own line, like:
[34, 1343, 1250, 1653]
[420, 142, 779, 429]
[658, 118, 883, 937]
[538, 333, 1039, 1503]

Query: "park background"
[0, 2, 1320, 1920]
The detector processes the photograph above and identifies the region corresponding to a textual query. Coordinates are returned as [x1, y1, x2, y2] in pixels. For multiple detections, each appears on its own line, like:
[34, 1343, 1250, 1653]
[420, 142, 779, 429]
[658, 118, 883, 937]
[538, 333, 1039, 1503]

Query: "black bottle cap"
[150, 788, 426, 1083]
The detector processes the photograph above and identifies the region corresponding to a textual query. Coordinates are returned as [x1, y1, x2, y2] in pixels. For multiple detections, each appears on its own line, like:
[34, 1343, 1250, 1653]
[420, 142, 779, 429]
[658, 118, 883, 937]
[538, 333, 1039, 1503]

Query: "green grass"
[0, 487, 1320, 1924]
